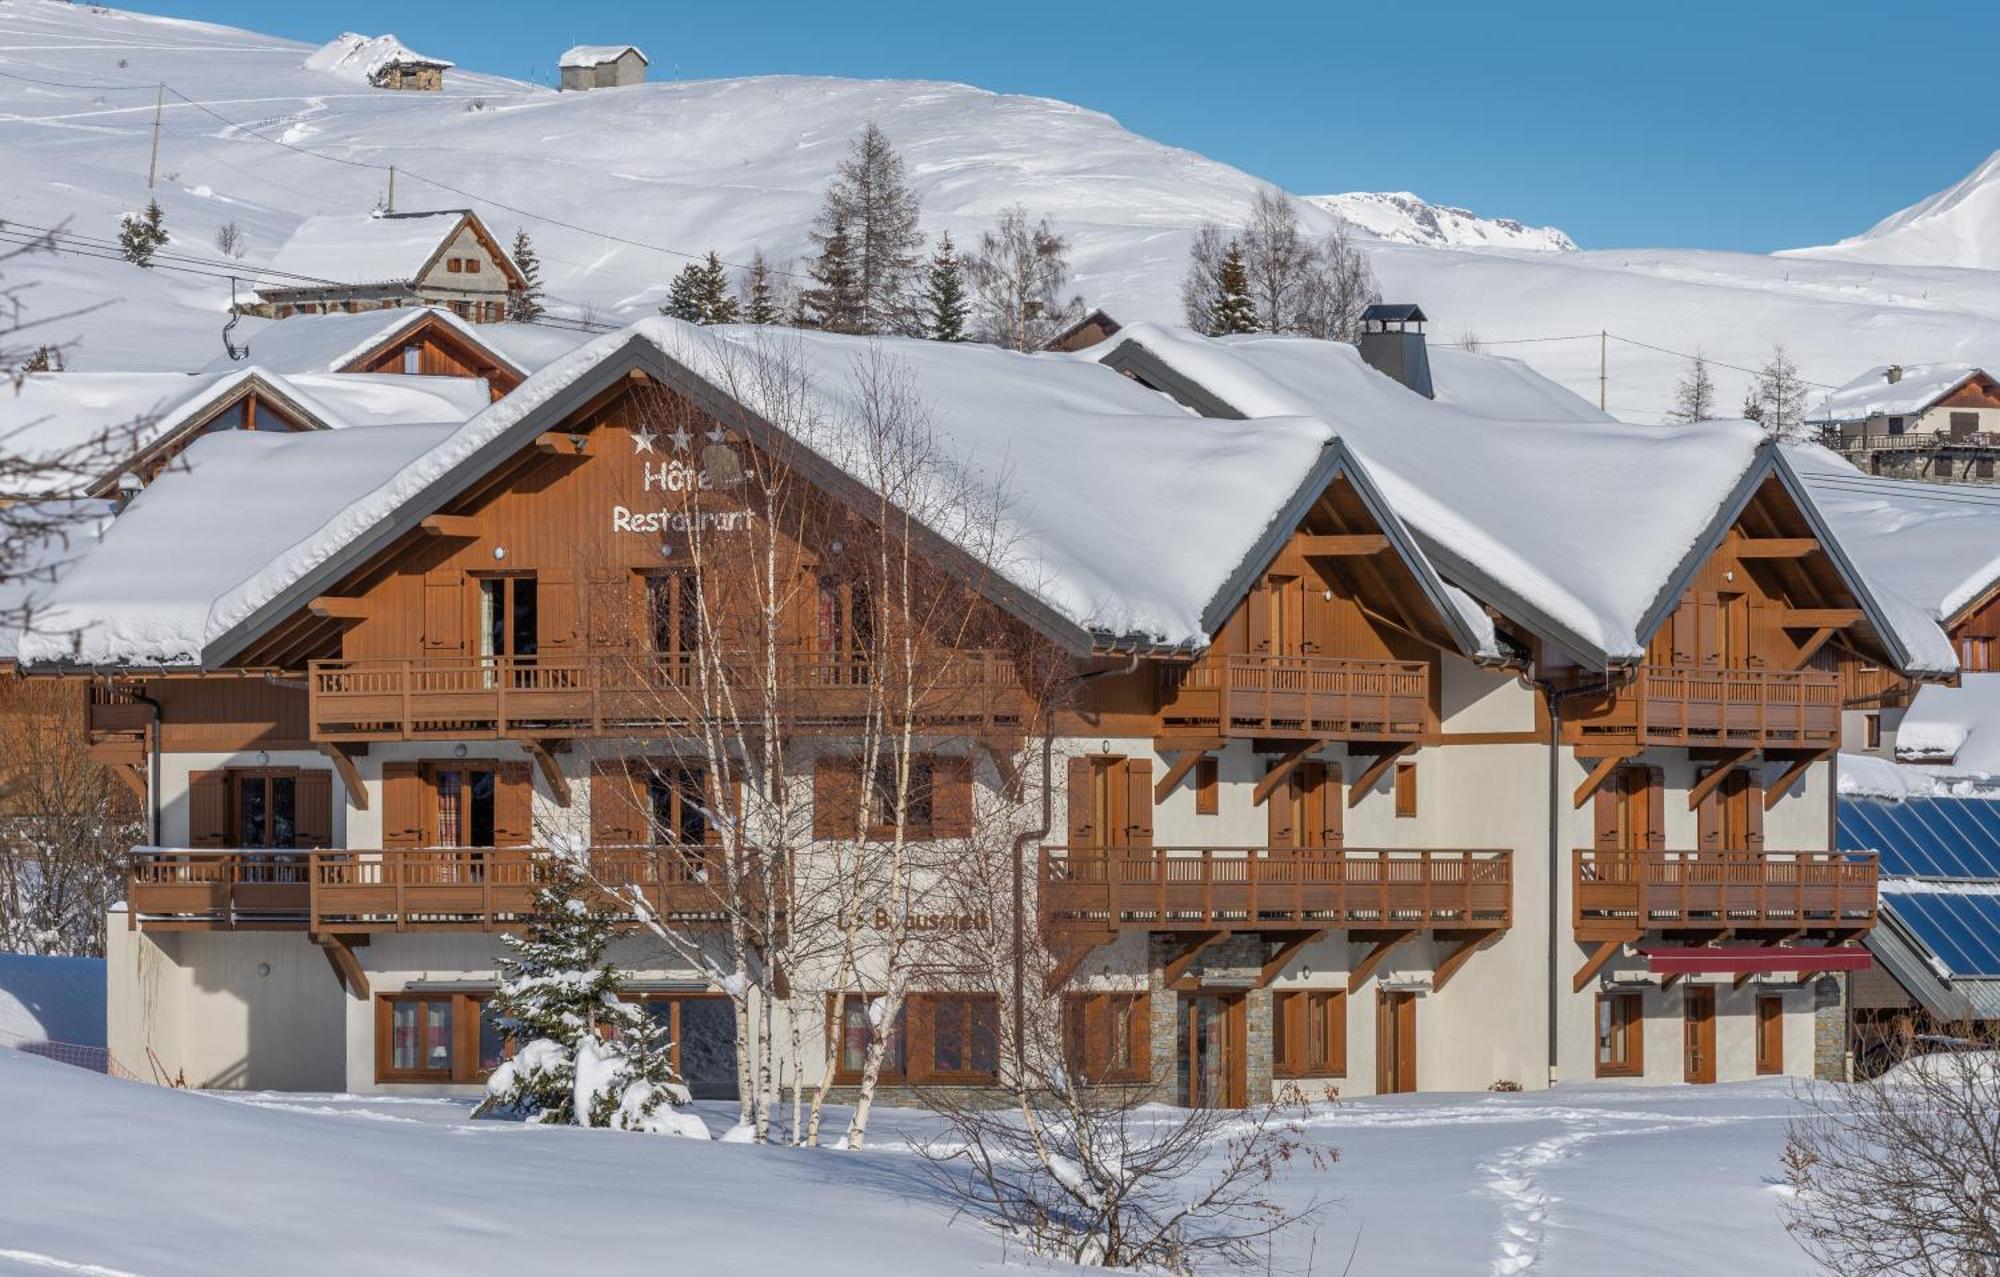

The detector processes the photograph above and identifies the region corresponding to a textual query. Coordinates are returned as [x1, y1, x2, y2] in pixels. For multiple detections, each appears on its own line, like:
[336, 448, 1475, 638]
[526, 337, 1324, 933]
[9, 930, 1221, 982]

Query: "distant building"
[1811, 363, 2000, 483]
[306, 33, 453, 92]
[559, 44, 649, 91]
[254, 210, 527, 324]
[1046, 308, 1121, 353]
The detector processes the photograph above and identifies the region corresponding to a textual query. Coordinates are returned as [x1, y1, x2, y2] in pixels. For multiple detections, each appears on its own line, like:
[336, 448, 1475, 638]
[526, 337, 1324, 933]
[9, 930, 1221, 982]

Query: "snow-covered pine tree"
[699, 252, 739, 325]
[475, 857, 702, 1135]
[117, 199, 167, 267]
[1211, 239, 1259, 336]
[509, 229, 546, 323]
[1669, 353, 1716, 422]
[663, 260, 708, 323]
[740, 251, 782, 325]
[1741, 390, 1765, 425]
[801, 216, 863, 333]
[923, 232, 969, 341]
[809, 123, 923, 334]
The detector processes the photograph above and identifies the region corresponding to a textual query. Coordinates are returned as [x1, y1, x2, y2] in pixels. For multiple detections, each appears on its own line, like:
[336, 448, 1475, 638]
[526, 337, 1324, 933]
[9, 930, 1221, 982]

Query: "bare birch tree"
[1181, 189, 1379, 341]
[966, 206, 1084, 352]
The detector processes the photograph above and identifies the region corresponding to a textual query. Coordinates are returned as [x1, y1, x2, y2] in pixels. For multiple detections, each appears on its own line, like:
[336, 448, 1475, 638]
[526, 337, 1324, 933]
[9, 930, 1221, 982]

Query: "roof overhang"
[1642, 946, 1872, 975]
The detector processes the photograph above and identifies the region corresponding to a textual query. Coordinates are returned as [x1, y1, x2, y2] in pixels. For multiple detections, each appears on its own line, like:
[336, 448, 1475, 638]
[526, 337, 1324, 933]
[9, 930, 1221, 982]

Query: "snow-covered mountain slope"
[1307, 191, 1577, 252]
[1784, 150, 2000, 269]
[9, 1, 2000, 425]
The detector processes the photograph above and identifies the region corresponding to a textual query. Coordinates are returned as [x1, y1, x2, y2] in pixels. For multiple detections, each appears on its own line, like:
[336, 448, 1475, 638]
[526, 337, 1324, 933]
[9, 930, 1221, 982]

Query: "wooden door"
[1376, 991, 1417, 1094]
[1268, 761, 1341, 849]
[1179, 992, 1247, 1108]
[1755, 995, 1784, 1075]
[1266, 575, 1304, 657]
[1683, 986, 1716, 1084]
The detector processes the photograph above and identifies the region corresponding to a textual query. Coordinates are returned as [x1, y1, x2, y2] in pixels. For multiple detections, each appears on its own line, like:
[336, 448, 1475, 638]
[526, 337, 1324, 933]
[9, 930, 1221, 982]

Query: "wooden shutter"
[1670, 593, 1696, 666]
[705, 770, 743, 847]
[188, 770, 230, 848]
[813, 756, 862, 841]
[1645, 767, 1666, 851]
[1697, 772, 1722, 853]
[539, 569, 579, 652]
[295, 770, 334, 848]
[1696, 594, 1725, 667]
[1394, 762, 1417, 817]
[586, 571, 636, 649]
[1066, 756, 1097, 847]
[1742, 774, 1765, 851]
[1246, 580, 1273, 654]
[494, 762, 535, 847]
[422, 573, 464, 656]
[382, 762, 424, 848]
[932, 756, 973, 838]
[1302, 763, 1329, 849]
[1322, 765, 1344, 848]
[1593, 777, 1622, 850]
[1267, 766, 1297, 848]
[591, 761, 645, 846]
[1122, 759, 1153, 848]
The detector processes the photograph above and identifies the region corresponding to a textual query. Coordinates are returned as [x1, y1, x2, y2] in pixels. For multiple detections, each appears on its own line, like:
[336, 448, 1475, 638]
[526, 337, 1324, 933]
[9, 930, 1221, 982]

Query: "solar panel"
[1836, 797, 2000, 879]
[1885, 890, 2000, 978]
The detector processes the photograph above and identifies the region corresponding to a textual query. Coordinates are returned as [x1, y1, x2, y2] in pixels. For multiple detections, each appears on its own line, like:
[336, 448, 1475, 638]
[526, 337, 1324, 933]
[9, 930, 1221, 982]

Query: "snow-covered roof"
[304, 33, 452, 83]
[0, 368, 493, 497]
[0, 500, 116, 662]
[559, 45, 648, 69]
[1897, 674, 2000, 769]
[1426, 346, 1611, 423]
[197, 308, 520, 378]
[15, 425, 459, 667]
[1810, 363, 1985, 424]
[257, 211, 479, 294]
[1790, 444, 2000, 626]
[19, 318, 1484, 669]
[1093, 324, 1953, 674]
[472, 322, 597, 374]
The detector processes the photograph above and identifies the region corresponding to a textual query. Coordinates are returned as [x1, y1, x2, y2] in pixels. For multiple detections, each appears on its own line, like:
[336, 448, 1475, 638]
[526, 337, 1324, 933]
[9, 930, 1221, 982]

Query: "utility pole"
[146, 84, 164, 189]
[386, 165, 396, 214]
[1599, 329, 1607, 412]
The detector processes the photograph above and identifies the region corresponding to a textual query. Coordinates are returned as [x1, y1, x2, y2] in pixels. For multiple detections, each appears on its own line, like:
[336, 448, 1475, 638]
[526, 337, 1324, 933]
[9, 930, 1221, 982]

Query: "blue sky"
[148, 1, 1999, 253]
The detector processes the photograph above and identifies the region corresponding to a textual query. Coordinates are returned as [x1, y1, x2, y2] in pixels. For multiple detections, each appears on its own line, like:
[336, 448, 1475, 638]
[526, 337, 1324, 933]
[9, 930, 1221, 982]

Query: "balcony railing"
[1158, 654, 1430, 741]
[1573, 848, 1878, 941]
[308, 649, 1023, 742]
[1840, 430, 2000, 453]
[127, 847, 767, 933]
[1040, 846, 1511, 933]
[1575, 665, 1840, 749]
[86, 681, 153, 737]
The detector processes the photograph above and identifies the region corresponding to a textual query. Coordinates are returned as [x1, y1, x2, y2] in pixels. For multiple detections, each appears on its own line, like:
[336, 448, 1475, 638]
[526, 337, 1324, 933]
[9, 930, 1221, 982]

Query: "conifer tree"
[663, 260, 708, 323]
[508, 229, 546, 322]
[740, 252, 782, 325]
[1668, 353, 1716, 422]
[117, 199, 167, 268]
[1750, 342, 1810, 440]
[1210, 239, 1259, 336]
[801, 215, 863, 333]
[698, 252, 739, 325]
[809, 123, 923, 334]
[923, 232, 969, 342]
[476, 858, 699, 1134]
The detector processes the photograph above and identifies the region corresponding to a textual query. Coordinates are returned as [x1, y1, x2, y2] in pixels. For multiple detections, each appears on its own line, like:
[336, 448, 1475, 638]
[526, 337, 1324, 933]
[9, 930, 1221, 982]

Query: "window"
[816, 575, 873, 681]
[1394, 762, 1417, 818]
[1756, 996, 1784, 1075]
[646, 766, 709, 845]
[401, 344, 422, 374]
[870, 756, 935, 837]
[235, 770, 298, 849]
[428, 764, 497, 847]
[638, 995, 739, 1099]
[478, 575, 539, 661]
[1595, 991, 1643, 1077]
[1063, 992, 1150, 1083]
[925, 995, 999, 1081]
[646, 570, 702, 664]
[1274, 990, 1346, 1077]
[1888, 416, 1906, 435]
[1962, 637, 1994, 673]
[465, 257, 483, 274]
[833, 994, 906, 1083]
[1864, 712, 1882, 750]
[376, 992, 502, 1083]
[447, 258, 464, 274]
[1194, 757, 1218, 815]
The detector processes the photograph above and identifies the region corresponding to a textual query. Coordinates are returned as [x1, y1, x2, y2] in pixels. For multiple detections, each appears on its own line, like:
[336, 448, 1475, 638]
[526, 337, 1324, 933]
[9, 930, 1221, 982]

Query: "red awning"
[1642, 946, 1872, 975]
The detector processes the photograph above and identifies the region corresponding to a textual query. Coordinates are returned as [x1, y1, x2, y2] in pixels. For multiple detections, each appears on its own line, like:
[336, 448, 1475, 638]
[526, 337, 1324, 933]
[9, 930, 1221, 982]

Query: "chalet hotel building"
[16, 306, 1951, 1105]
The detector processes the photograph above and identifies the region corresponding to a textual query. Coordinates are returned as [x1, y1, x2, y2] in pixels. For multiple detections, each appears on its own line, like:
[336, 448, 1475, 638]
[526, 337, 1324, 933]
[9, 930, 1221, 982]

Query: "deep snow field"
[0, 1045, 1819, 1276]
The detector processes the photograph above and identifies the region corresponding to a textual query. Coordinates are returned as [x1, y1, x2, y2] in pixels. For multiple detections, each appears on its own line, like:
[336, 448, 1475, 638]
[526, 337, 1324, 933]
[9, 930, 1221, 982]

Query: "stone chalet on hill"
[252, 210, 526, 325]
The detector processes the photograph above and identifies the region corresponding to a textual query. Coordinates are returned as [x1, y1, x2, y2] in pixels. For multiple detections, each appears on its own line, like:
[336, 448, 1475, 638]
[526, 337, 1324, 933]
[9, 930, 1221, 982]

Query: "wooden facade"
[341, 312, 524, 399]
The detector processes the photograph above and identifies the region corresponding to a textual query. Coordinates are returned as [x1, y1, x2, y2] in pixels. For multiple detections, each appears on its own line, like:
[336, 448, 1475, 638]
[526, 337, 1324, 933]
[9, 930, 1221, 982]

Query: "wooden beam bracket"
[1296, 533, 1391, 557]
[1347, 742, 1418, 809]
[316, 742, 370, 813]
[1162, 930, 1229, 987]
[1255, 930, 1324, 989]
[524, 738, 572, 807]
[1688, 749, 1757, 810]
[1254, 740, 1327, 808]
[1572, 749, 1639, 810]
[1764, 749, 1832, 810]
[1347, 928, 1417, 993]
[418, 514, 481, 539]
[1572, 937, 1630, 992]
[1154, 746, 1214, 804]
[314, 933, 370, 1000]
[1430, 930, 1495, 992]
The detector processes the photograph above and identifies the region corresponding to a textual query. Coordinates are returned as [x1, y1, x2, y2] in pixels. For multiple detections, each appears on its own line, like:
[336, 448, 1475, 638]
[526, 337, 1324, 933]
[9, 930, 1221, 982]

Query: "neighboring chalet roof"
[1092, 324, 1953, 675]
[197, 307, 525, 379]
[304, 33, 453, 82]
[559, 44, 649, 68]
[470, 322, 597, 374]
[1427, 346, 1610, 423]
[1810, 363, 1988, 425]
[18, 318, 1483, 670]
[1790, 444, 2000, 628]
[256, 210, 524, 296]
[0, 369, 492, 497]
[1897, 674, 2000, 770]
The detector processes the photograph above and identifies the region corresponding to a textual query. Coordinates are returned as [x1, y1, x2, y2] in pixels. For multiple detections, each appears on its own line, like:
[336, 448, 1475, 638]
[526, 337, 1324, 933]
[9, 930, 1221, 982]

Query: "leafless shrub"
[1781, 1030, 2000, 1276]
[1487, 1079, 1522, 1092]
[213, 220, 246, 259]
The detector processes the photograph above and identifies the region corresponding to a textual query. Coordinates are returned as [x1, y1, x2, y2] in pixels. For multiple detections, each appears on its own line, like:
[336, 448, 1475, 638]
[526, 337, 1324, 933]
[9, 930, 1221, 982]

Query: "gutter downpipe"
[129, 684, 164, 845]
[1527, 669, 1618, 1089]
[1011, 645, 1142, 1073]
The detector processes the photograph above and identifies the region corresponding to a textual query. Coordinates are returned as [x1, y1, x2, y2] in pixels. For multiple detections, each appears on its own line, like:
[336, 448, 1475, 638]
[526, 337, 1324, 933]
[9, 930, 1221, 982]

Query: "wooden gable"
[343, 313, 521, 399]
[1936, 372, 2000, 413]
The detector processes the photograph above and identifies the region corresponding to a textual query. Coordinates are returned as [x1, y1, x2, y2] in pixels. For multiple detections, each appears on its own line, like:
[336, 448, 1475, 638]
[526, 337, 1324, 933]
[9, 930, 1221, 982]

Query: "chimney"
[1357, 303, 1434, 399]
[1886, 364, 1903, 384]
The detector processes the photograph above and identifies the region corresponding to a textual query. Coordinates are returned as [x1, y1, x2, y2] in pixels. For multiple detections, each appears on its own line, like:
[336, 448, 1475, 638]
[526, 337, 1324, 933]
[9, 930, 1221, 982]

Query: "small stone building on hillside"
[253, 210, 526, 324]
[1812, 363, 2000, 483]
[559, 45, 649, 91]
[305, 33, 453, 92]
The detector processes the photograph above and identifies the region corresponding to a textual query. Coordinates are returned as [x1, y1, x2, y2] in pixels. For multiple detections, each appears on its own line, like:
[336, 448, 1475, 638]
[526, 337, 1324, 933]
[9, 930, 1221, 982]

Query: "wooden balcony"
[1158, 655, 1430, 742]
[1573, 848, 1878, 942]
[1575, 665, 1839, 750]
[308, 649, 1023, 742]
[86, 681, 153, 737]
[127, 847, 766, 933]
[1039, 846, 1511, 933]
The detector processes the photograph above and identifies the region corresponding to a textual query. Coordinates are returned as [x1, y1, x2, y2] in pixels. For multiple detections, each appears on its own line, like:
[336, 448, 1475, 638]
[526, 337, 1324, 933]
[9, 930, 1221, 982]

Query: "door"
[1683, 986, 1716, 1084]
[1376, 990, 1417, 1094]
[477, 573, 539, 687]
[1268, 761, 1341, 850]
[1264, 575, 1304, 657]
[1755, 995, 1784, 1075]
[1178, 992, 1246, 1108]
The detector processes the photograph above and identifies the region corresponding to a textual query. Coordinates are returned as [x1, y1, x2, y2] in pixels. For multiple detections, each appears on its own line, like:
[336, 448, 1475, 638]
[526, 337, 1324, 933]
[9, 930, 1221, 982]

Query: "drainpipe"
[1525, 671, 1617, 1088]
[128, 684, 164, 845]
